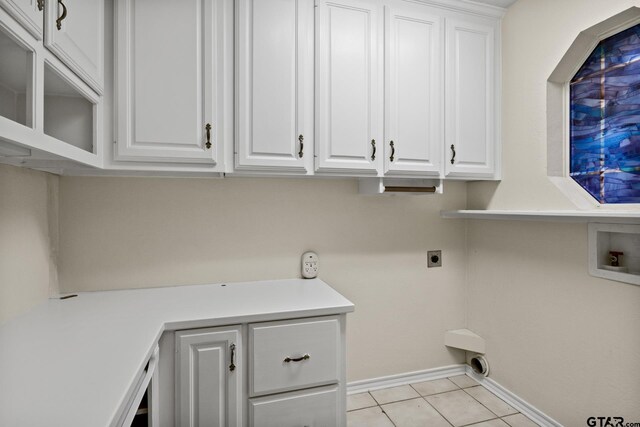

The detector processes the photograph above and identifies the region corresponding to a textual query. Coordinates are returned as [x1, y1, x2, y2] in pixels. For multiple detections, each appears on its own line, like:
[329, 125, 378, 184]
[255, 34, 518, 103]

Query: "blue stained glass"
[570, 23, 640, 203]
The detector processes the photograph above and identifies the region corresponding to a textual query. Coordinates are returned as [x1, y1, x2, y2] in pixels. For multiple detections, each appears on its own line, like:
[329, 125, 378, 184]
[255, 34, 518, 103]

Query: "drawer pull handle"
[450, 144, 456, 164]
[229, 343, 236, 372]
[371, 139, 376, 161]
[284, 354, 310, 363]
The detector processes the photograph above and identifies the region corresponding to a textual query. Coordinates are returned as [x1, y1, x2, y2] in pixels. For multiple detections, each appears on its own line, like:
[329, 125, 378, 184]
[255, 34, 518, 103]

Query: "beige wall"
[58, 177, 468, 381]
[5, 0, 640, 422]
[467, 0, 640, 423]
[467, 221, 640, 424]
[0, 164, 58, 325]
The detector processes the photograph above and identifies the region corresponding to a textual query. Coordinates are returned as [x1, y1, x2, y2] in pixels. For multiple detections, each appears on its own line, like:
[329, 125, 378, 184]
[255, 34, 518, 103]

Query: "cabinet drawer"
[249, 316, 340, 396]
[249, 386, 339, 427]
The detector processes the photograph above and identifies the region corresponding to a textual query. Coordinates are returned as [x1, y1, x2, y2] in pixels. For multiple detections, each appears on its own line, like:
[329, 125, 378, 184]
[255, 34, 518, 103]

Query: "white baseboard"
[346, 364, 467, 395]
[465, 366, 563, 427]
[346, 365, 563, 427]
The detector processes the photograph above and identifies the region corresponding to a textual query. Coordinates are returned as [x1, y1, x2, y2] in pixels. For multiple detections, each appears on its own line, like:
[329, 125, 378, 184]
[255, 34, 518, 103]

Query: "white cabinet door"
[444, 17, 497, 179]
[384, 2, 442, 176]
[316, 0, 382, 175]
[44, 0, 104, 94]
[115, 0, 231, 167]
[0, 0, 43, 39]
[176, 326, 242, 427]
[236, 0, 313, 174]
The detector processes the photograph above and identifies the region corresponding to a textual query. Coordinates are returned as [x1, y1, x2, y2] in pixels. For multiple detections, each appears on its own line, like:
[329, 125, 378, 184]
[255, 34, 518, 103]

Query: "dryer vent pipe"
[470, 354, 489, 377]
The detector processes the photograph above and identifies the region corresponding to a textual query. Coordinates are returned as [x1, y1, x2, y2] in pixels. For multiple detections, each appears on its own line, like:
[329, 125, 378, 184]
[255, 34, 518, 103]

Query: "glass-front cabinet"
[0, 24, 34, 130]
[42, 60, 100, 158]
[0, 3, 102, 167]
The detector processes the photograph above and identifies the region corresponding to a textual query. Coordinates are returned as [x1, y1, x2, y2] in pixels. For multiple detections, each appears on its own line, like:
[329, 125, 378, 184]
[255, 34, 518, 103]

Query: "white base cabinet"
[168, 314, 347, 427]
[249, 386, 340, 427]
[249, 316, 345, 426]
[249, 316, 341, 397]
[115, 346, 160, 427]
[176, 326, 243, 427]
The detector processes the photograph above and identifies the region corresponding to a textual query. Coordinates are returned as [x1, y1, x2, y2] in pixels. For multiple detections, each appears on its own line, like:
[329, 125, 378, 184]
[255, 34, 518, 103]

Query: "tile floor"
[347, 374, 541, 427]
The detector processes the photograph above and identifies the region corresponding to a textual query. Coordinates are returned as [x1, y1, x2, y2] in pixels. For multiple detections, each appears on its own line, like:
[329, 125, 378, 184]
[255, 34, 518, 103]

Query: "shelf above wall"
[445, 329, 485, 354]
[441, 210, 640, 223]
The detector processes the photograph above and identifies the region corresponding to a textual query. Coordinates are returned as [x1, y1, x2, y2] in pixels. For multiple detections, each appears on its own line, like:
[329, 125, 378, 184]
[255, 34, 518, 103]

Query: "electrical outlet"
[427, 250, 442, 268]
[302, 251, 319, 279]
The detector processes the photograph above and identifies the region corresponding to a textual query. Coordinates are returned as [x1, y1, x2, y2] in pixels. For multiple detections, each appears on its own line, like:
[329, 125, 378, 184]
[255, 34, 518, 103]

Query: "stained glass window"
[570, 24, 640, 204]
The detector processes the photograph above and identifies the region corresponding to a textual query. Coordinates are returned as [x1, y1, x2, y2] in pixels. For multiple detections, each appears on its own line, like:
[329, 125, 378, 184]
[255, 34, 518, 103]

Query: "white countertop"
[0, 278, 354, 427]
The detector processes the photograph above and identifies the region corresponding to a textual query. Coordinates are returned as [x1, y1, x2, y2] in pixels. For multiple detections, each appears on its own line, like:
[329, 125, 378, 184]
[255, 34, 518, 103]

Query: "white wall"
[0, 164, 58, 325]
[467, 0, 640, 423]
[58, 177, 468, 381]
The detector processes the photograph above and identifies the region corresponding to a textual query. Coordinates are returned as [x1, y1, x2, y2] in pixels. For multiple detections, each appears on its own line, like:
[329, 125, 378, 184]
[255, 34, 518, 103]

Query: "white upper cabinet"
[115, 0, 232, 167]
[316, 0, 382, 175]
[0, 0, 502, 179]
[0, 17, 35, 131]
[0, 0, 43, 40]
[444, 16, 498, 179]
[44, 0, 104, 95]
[384, 2, 442, 176]
[0, 5, 103, 169]
[236, 0, 314, 174]
[176, 326, 243, 427]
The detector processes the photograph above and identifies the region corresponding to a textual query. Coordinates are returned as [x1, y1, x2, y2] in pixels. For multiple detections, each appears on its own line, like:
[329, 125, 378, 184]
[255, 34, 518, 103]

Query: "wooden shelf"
[441, 210, 640, 223]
